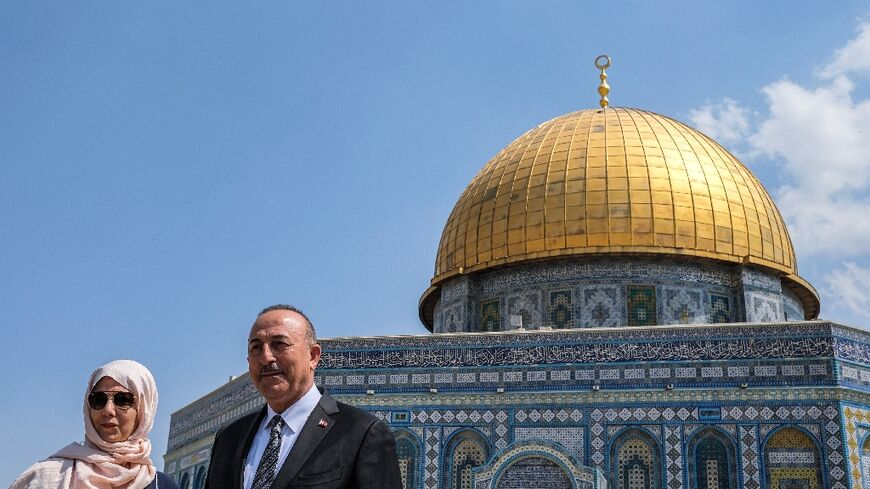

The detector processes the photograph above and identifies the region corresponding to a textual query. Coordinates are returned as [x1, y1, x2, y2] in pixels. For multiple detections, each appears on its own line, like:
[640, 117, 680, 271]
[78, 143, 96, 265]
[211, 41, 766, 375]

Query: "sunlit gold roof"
[425, 107, 818, 319]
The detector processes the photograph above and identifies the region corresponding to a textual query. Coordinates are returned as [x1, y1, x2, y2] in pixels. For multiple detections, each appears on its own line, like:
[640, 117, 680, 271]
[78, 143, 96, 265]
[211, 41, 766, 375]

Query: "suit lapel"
[271, 393, 339, 487]
[232, 407, 267, 489]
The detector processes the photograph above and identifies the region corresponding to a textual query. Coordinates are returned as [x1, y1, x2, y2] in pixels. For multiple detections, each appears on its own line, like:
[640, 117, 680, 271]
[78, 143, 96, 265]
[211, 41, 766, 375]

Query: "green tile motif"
[549, 290, 573, 328]
[627, 285, 656, 326]
[711, 294, 731, 323]
[480, 299, 501, 332]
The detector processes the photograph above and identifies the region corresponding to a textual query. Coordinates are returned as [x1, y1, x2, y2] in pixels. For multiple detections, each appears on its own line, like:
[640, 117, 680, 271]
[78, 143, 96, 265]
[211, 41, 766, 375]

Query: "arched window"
[444, 430, 490, 489]
[688, 429, 737, 489]
[179, 472, 190, 489]
[609, 429, 662, 489]
[192, 466, 207, 489]
[393, 430, 421, 489]
[764, 427, 822, 489]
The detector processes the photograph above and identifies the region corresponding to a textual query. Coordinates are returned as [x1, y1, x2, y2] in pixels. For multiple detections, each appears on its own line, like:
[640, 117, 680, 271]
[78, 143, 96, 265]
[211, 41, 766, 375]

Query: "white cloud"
[750, 76, 870, 195]
[685, 23, 870, 326]
[820, 22, 870, 78]
[688, 98, 751, 146]
[691, 23, 870, 258]
[776, 187, 870, 256]
[750, 74, 870, 256]
[823, 262, 870, 319]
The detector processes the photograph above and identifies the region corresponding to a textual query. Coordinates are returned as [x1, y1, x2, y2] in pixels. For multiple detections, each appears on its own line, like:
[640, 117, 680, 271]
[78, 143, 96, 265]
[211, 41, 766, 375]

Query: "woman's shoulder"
[151, 471, 181, 489]
[10, 458, 75, 489]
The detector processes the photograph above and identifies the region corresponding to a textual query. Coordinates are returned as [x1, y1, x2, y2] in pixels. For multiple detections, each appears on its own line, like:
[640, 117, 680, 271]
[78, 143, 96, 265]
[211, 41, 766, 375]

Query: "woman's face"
[88, 376, 139, 443]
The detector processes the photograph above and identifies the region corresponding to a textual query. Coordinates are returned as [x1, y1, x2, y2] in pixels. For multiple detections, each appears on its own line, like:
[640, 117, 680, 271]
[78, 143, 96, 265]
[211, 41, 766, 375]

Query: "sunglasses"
[87, 391, 137, 410]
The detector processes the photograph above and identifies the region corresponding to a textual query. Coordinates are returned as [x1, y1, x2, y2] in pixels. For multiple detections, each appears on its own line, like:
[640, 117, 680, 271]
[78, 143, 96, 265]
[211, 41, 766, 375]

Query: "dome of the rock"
[420, 107, 818, 330]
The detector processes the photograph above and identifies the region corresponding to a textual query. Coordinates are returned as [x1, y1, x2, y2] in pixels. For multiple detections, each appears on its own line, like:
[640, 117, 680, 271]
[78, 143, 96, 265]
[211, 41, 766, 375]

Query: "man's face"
[247, 309, 321, 412]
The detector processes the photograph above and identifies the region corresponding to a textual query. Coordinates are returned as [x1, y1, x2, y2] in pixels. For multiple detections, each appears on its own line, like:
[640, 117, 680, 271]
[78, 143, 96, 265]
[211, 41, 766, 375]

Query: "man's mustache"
[260, 363, 284, 375]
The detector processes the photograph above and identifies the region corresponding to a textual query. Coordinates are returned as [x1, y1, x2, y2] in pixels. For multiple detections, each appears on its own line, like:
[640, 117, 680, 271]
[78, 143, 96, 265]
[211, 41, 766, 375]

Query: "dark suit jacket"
[150, 471, 180, 489]
[203, 391, 402, 489]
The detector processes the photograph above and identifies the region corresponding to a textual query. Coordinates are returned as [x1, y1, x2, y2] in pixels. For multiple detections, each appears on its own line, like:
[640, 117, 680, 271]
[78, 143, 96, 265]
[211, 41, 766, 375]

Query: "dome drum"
[425, 257, 806, 333]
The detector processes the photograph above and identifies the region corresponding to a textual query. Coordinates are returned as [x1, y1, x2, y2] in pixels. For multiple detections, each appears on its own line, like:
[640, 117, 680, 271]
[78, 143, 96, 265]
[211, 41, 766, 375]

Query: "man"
[204, 305, 402, 489]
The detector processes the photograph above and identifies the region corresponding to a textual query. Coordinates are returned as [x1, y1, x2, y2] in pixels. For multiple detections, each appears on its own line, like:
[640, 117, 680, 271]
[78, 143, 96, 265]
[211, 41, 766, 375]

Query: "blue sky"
[2, 2, 870, 482]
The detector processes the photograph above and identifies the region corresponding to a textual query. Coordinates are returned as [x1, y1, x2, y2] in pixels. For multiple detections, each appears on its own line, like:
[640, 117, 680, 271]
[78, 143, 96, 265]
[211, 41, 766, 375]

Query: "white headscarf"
[11, 360, 158, 489]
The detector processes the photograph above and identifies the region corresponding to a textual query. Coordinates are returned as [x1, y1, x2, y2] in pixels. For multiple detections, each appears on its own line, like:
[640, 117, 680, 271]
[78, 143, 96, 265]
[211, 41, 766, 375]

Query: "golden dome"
[425, 107, 818, 319]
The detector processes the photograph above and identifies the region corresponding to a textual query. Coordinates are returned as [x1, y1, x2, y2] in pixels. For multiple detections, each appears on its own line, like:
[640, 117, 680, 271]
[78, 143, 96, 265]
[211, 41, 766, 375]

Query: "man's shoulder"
[155, 471, 180, 489]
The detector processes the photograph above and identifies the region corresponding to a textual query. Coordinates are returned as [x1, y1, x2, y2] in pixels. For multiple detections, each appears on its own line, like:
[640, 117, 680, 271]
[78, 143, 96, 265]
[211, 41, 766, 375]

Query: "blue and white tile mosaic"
[433, 258, 804, 332]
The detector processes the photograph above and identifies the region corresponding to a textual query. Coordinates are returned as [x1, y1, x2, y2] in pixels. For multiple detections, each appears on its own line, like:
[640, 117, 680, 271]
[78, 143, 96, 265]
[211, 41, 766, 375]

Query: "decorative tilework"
[701, 367, 723, 378]
[625, 368, 646, 380]
[550, 370, 571, 381]
[514, 427, 584, 460]
[480, 300, 500, 332]
[434, 373, 454, 383]
[479, 372, 499, 383]
[664, 425, 682, 489]
[662, 288, 702, 325]
[457, 373, 476, 383]
[711, 294, 731, 323]
[739, 425, 761, 489]
[783, 289, 805, 321]
[580, 286, 621, 328]
[424, 428, 440, 489]
[431, 258, 811, 333]
[507, 291, 541, 330]
[377, 322, 837, 351]
[394, 430, 421, 489]
[503, 371, 522, 382]
[496, 457, 573, 489]
[549, 290, 574, 329]
[727, 366, 749, 377]
[782, 365, 805, 376]
[741, 267, 782, 290]
[675, 367, 697, 378]
[446, 431, 489, 489]
[628, 285, 657, 326]
[572, 369, 594, 381]
[754, 366, 777, 377]
[441, 303, 466, 333]
[842, 405, 870, 489]
[168, 320, 867, 489]
[527, 371, 547, 382]
[688, 429, 737, 489]
[748, 294, 781, 323]
[473, 442, 600, 489]
[765, 428, 823, 489]
[441, 276, 472, 303]
[611, 429, 662, 489]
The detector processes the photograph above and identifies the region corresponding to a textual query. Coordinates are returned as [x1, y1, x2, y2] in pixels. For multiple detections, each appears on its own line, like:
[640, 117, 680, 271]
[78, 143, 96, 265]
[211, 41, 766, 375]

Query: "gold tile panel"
[430, 107, 817, 317]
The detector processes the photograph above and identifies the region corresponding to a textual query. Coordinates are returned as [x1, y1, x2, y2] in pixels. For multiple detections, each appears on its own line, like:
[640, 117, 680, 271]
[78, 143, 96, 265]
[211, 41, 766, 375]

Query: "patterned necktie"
[251, 415, 284, 489]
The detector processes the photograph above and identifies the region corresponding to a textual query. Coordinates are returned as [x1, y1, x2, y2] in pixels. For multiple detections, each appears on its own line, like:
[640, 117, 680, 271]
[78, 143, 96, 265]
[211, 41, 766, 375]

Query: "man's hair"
[258, 304, 317, 345]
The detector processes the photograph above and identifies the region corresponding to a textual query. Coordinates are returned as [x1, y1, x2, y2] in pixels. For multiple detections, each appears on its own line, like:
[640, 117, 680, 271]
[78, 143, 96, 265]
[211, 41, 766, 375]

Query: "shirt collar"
[264, 384, 322, 434]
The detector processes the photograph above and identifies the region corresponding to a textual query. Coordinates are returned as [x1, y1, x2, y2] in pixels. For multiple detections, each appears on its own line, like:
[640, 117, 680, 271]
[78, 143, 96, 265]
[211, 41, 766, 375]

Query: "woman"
[11, 359, 179, 489]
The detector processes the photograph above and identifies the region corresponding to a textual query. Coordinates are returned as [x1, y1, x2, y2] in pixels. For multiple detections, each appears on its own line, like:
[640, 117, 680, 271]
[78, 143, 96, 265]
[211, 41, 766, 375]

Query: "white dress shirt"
[243, 384, 322, 489]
